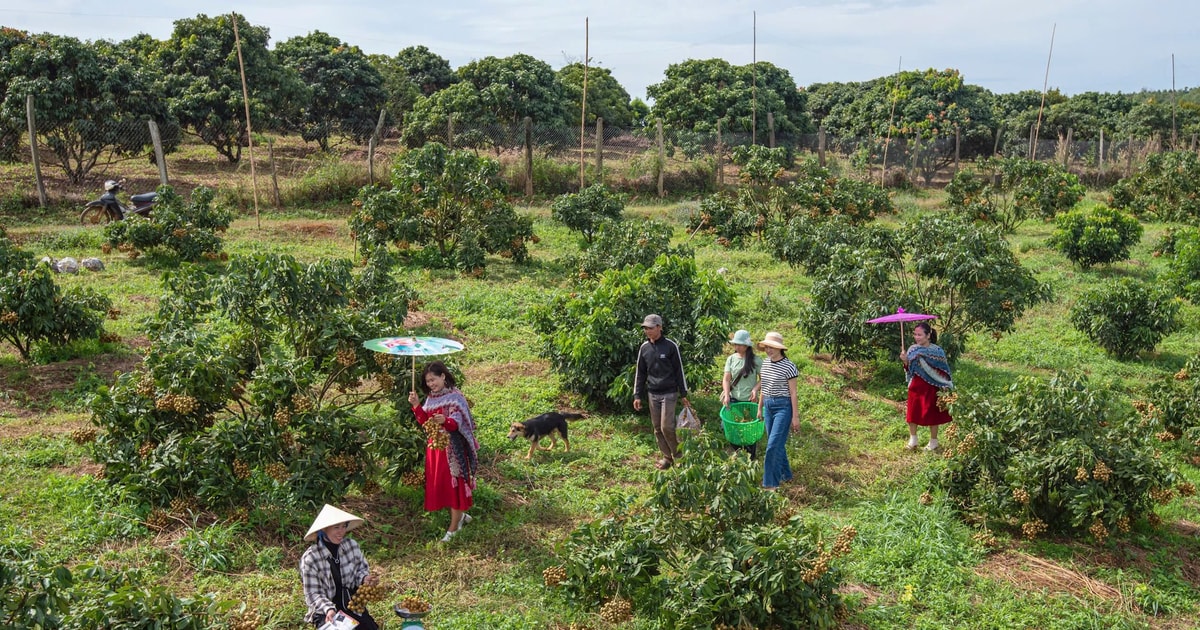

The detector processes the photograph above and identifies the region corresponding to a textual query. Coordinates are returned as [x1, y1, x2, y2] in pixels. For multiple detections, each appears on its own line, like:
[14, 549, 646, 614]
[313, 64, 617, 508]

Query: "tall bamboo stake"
[1171, 54, 1178, 148]
[1031, 24, 1056, 160]
[880, 57, 901, 186]
[232, 14, 260, 228]
[580, 18, 589, 190]
[751, 11, 757, 146]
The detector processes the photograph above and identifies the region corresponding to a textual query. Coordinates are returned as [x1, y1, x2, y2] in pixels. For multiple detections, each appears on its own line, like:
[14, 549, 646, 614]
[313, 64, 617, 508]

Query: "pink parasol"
[865, 308, 938, 352]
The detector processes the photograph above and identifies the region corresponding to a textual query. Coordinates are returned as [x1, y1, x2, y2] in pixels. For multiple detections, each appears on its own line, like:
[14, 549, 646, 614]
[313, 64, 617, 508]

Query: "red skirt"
[424, 446, 473, 512]
[907, 375, 952, 427]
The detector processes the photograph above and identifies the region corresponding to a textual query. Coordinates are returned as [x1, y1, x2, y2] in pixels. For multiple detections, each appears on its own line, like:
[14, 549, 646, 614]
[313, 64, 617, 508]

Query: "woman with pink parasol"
[866, 309, 954, 451]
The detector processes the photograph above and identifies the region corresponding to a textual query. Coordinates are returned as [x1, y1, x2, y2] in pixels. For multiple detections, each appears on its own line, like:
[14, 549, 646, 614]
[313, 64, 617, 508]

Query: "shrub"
[0, 548, 72, 628]
[947, 157, 1085, 232]
[91, 250, 423, 510]
[103, 186, 233, 262]
[530, 253, 732, 407]
[937, 373, 1180, 541]
[730, 144, 791, 186]
[283, 157, 372, 206]
[0, 233, 111, 361]
[767, 214, 900, 274]
[1143, 353, 1200, 459]
[685, 192, 759, 247]
[1048, 205, 1143, 269]
[551, 184, 625, 245]
[351, 143, 534, 271]
[799, 245, 899, 360]
[556, 433, 849, 627]
[570, 218, 686, 279]
[1162, 227, 1200, 302]
[1110, 151, 1200, 223]
[774, 158, 894, 225]
[1070, 278, 1180, 358]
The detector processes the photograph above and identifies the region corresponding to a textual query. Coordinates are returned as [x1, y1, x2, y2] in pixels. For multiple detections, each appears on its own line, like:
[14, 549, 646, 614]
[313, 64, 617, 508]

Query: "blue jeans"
[761, 396, 793, 488]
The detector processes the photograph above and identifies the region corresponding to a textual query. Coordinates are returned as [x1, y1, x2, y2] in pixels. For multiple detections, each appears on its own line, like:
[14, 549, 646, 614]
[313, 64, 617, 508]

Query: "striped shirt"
[759, 357, 799, 398]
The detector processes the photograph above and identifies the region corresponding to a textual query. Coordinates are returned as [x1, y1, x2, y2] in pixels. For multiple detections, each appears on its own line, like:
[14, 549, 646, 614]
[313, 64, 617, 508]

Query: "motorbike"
[80, 180, 158, 225]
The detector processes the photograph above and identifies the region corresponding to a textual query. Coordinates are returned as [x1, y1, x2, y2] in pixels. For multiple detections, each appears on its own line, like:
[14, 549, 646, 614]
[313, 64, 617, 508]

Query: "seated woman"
[299, 504, 379, 629]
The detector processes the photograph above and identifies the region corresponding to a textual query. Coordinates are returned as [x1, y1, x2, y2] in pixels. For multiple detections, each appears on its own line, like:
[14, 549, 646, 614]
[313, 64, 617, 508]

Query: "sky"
[2, 0, 1198, 102]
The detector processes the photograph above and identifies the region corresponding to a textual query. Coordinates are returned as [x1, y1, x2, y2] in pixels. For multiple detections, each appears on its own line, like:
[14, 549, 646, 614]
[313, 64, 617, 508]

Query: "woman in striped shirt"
[756, 331, 799, 490]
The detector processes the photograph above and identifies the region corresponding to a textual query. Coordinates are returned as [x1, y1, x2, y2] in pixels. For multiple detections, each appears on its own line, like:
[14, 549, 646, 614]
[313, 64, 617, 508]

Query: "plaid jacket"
[299, 537, 370, 624]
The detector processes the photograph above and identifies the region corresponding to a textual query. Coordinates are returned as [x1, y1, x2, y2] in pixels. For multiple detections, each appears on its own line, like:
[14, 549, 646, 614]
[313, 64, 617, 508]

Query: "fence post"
[993, 123, 1004, 156]
[1063, 128, 1073, 169]
[26, 94, 47, 208]
[524, 117, 533, 200]
[817, 126, 826, 168]
[594, 117, 604, 183]
[954, 125, 961, 174]
[447, 114, 454, 150]
[716, 119, 724, 189]
[656, 119, 665, 198]
[768, 112, 775, 149]
[1028, 126, 1036, 160]
[268, 139, 281, 208]
[147, 120, 168, 185]
[1099, 128, 1104, 174]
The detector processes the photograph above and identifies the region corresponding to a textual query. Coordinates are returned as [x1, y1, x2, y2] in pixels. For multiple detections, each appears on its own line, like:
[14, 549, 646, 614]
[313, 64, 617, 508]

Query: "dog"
[507, 411, 586, 460]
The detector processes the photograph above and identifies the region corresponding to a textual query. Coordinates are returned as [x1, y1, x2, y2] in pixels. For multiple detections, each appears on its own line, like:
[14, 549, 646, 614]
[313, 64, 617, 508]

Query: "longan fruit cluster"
[293, 395, 315, 413]
[279, 431, 297, 452]
[376, 373, 394, 392]
[1179, 482, 1196, 497]
[265, 462, 289, 483]
[971, 530, 998, 549]
[0, 311, 17, 325]
[398, 595, 430, 614]
[1175, 367, 1190, 380]
[1092, 461, 1112, 482]
[1156, 430, 1179, 442]
[543, 565, 566, 587]
[138, 441, 157, 459]
[99, 332, 121, 344]
[136, 375, 156, 397]
[400, 471, 423, 487]
[233, 459, 251, 480]
[801, 551, 831, 583]
[347, 581, 387, 612]
[918, 491, 933, 505]
[424, 422, 449, 450]
[373, 352, 395, 368]
[336, 347, 357, 367]
[1089, 520, 1109, 543]
[326, 454, 359, 472]
[170, 496, 197, 515]
[273, 408, 291, 428]
[1115, 516, 1131, 534]
[156, 393, 199, 414]
[1075, 466, 1090, 482]
[70, 427, 97, 444]
[360, 480, 381, 495]
[935, 390, 959, 411]
[1021, 518, 1048, 539]
[228, 609, 262, 630]
[598, 598, 632, 624]
[1012, 487, 1030, 505]
[831, 525, 856, 558]
[145, 508, 171, 531]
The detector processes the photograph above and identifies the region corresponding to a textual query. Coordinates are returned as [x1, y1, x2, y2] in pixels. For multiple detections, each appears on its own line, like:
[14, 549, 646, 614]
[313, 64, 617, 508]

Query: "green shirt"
[723, 353, 763, 402]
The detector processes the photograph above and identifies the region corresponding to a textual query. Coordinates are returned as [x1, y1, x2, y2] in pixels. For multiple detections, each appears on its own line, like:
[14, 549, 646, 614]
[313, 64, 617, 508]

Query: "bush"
[103, 186, 233, 262]
[569, 218, 686, 279]
[0, 548, 72, 628]
[1110, 151, 1200, 223]
[767, 214, 900, 274]
[555, 433, 850, 628]
[91, 251, 423, 510]
[1048, 205, 1143, 269]
[351, 143, 534, 271]
[551, 184, 625, 245]
[1070, 278, 1180, 358]
[1162, 227, 1200, 302]
[730, 144, 792, 186]
[937, 373, 1180, 541]
[530, 253, 732, 407]
[947, 157, 1085, 232]
[1144, 353, 1200, 460]
[685, 192, 759, 247]
[0, 232, 111, 361]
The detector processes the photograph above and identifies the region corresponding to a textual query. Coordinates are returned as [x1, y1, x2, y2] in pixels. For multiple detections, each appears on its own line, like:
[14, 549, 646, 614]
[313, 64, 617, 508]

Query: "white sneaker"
[460, 513, 473, 528]
[924, 439, 940, 451]
[906, 436, 919, 450]
[440, 530, 456, 542]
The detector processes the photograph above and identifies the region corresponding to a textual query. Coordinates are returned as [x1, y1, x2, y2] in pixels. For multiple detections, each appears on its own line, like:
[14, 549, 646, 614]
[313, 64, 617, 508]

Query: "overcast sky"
[3, 0, 1197, 101]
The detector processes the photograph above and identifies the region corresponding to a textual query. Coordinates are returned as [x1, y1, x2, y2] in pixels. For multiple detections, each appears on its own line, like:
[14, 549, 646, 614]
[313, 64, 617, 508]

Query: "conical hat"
[304, 504, 364, 542]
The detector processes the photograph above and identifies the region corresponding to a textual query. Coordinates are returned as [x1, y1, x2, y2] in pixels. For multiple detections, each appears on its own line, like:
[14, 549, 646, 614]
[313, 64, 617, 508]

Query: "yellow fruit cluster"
[400, 471, 423, 487]
[279, 432, 297, 451]
[1089, 520, 1109, 543]
[373, 353, 395, 368]
[971, 530, 998, 549]
[347, 581, 387, 613]
[1116, 516, 1131, 534]
[1075, 466, 1090, 482]
[398, 595, 430, 614]
[1021, 519, 1047, 539]
[0, 311, 17, 325]
[228, 609, 262, 630]
[801, 551, 832, 583]
[145, 508, 171, 531]
[233, 459, 251, 480]
[831, 525, 856, 558]
[138, 441, 157, 459]
[136, 375, 156, 397]
[376, 373, 394, 392]
[273, 408, 291, 428]
[265, 463, 289, 482]
[1012, 487, 1030, 505]
[1147, 513, 1163, 527]
[936, 390, 959, 411]
[1175, 367, 1190, 380]
[361, 480, 381, 495]
[542, 565, 566, 587]
[336, 348, 357, 367]
[156, 393, 199, 414]
[70, 427, 97, 444]
[1156, 430, 1179, 442]
[1179, 482, 1197, 497]
[293, 395, 315, 412]
[326, 454, 359, 472]
[107, 307, 122, 320]
[598, 598, 632, 624]
[1092, 461, 1112, 482]
[170, 497, 197, 515]
[425, 422, 450, 450]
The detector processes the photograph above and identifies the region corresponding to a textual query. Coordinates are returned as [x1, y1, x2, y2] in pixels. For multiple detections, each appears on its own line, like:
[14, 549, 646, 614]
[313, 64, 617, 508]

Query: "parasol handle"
[411, 356, 416, 393]
[899, 321, 905, 354]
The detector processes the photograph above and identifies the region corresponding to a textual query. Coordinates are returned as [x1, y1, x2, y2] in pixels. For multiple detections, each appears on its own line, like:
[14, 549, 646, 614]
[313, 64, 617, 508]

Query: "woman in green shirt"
[721, 329, 763, 458]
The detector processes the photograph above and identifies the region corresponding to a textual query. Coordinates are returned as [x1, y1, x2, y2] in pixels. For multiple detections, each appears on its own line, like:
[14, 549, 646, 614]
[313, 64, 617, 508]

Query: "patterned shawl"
[424, 387, 478, 488]
[906, 343, 954, 390]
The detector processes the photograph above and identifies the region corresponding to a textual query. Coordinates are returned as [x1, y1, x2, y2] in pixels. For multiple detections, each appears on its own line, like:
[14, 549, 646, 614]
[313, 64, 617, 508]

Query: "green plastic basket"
[720, 402, 764, 446]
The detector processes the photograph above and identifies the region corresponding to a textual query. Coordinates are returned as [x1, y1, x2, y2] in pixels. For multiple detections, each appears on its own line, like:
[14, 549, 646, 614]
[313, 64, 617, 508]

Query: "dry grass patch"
[975, 550, 1130, 610]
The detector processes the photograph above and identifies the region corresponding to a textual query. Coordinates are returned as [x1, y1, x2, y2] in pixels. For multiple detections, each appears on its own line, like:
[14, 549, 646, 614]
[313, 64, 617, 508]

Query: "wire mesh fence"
[2, 104, 1189, 211]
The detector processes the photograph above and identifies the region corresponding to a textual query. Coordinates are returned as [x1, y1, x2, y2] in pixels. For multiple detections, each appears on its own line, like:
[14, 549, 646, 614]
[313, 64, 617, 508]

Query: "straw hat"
[304, 504, 365, 542]
[730, 329, 753, 346]
[757, 331, 788, 350]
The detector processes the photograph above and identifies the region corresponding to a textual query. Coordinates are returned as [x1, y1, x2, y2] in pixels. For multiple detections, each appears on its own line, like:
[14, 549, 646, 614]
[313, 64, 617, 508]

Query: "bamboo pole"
[232, 14, 260, 228]
[1031, 24, 1056, 160]
[881, 57, 901, 186]
[580, 17, 588, 191]
[751, 11, 757, 146]
[26, 94, 47, 208]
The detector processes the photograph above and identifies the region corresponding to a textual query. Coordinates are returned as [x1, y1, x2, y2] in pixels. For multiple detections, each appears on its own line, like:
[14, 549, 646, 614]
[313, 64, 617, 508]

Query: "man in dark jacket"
[632, 314, 689, 469]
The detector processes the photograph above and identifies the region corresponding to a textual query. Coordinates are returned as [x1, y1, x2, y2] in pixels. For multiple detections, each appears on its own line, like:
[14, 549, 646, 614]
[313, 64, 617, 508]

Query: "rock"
[55, 257, 79, 274]
[40, 256, 57, 270]
[81, 257, 105, 272]
[717, 267, 728, 275]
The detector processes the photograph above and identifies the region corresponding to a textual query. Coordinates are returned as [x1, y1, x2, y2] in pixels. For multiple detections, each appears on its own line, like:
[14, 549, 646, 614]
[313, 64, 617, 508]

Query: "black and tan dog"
[507, 411, 586, 460]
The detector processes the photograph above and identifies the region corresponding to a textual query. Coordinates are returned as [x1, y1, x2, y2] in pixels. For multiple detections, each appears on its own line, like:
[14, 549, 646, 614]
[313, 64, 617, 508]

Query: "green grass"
[1, 189, 1198, 629]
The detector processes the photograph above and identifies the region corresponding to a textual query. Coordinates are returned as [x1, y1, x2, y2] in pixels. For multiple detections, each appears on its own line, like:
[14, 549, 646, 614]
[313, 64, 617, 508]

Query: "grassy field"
[1, 184, 1199, 629]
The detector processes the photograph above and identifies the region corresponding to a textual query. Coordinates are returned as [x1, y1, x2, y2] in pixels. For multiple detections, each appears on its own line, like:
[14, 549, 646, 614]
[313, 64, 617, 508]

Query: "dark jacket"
[633, 336, 688, 398]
